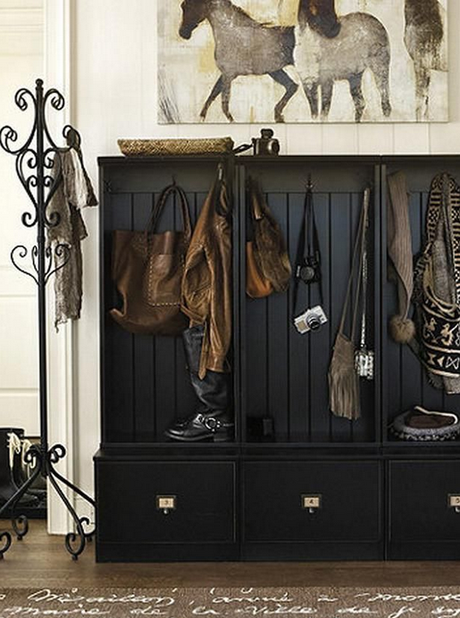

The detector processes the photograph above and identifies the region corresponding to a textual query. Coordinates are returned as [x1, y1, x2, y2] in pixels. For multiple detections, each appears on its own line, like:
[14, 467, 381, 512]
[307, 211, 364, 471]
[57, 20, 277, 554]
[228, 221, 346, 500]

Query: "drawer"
[244, 461, 381, 543]
[389, 460, 460, 543]
[97, 461, 235, 544]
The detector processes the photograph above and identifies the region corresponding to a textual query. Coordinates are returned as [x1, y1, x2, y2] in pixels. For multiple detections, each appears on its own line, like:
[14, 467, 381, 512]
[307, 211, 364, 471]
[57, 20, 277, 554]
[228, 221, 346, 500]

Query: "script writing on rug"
[1, 587, 460, 618]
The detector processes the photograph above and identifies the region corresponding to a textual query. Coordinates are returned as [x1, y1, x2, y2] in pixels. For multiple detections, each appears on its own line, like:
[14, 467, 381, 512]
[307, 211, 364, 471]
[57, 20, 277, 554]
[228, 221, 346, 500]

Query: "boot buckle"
[202, 416, 221, 432]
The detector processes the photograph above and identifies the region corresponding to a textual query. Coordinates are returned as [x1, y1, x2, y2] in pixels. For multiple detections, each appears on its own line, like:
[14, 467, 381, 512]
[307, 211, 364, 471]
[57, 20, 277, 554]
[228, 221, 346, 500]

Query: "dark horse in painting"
[179, 0, 303, 123]
[295, 0, 392, 122]
[298, 0, 340, 38]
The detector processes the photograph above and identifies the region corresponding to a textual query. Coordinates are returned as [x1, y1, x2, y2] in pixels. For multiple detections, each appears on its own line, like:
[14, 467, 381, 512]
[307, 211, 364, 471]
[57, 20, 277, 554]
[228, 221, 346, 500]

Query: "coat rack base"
[0, 442, 95, 560]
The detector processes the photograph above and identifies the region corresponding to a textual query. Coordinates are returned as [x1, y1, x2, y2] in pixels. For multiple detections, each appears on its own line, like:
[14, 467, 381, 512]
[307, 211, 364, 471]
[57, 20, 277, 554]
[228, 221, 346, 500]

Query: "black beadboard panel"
[399, 190, 423, 415]
[266, 193, 290, 438]
[132, 193, 153, 231]
[132, 194, 155, 441]
[329, 192, 353, 442]
[288, 192, 309, 440]
[103, 193, 134, 442]
[244, 162, 377, 444]
[309, 192, 331, 442]
[102, 163, 231, 444]
[384, 161, 460, 436]
[133, 334, 155, 441]
[245, 296, 268, 421]
[350, 191, 375, 444]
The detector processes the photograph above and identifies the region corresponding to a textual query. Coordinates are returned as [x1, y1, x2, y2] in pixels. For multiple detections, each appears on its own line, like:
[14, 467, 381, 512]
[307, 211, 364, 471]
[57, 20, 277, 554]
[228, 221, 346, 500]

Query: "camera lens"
[299, 265, 316, 283]
[306, 316, 321, 331]
[268, 140, 280, 155]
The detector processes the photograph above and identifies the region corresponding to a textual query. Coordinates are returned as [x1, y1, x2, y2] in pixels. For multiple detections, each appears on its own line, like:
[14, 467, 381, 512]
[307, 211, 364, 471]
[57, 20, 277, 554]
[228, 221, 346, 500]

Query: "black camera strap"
[292, 183, 323, 318]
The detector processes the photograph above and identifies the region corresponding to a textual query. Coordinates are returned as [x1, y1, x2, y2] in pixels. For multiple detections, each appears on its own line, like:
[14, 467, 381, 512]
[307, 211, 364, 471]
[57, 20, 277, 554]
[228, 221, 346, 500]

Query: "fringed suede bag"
[329, 188, 370, 421]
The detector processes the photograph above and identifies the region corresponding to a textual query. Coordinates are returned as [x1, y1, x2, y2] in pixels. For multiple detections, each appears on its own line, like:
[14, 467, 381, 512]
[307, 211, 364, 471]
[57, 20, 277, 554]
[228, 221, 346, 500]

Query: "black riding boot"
[0, 428, 38, 507]
[165, 325, 234, 442]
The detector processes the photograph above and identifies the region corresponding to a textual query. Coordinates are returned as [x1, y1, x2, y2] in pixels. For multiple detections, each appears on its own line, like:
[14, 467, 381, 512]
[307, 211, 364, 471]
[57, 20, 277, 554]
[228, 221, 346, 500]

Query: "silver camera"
[355, 348, 375, 380]
[294, 305, 328, 334]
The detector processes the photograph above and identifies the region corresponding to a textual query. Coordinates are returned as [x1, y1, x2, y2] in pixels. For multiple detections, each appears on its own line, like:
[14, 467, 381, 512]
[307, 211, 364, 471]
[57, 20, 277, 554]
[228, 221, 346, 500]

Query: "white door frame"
[44, 0, 76, 534]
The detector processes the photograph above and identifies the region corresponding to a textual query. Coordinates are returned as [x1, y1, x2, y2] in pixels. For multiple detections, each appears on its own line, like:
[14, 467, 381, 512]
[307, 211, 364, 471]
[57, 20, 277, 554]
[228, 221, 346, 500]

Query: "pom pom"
[389, 315, 416, 344]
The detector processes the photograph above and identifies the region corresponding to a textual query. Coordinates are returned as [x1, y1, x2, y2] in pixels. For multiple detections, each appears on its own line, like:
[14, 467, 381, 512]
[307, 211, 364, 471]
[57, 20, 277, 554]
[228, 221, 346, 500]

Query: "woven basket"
[118, 137, 234, 157]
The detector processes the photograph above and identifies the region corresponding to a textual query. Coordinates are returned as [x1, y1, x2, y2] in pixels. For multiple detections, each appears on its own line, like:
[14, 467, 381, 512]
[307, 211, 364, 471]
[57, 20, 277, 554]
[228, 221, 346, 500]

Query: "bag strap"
[146, 182, 192, 241]
[292, 184, 323, 318]
[233, 143, 252, 155]
[213, 163, 230, 218]
[246, 177, 272, 245]
[338, 188, 370, 339]
[248, 176, 265, 222]
[358, 197, 371, 348]
[246, 178, 256, 241]
[413, 405, 459, 422]
[440, 173, 460, 304]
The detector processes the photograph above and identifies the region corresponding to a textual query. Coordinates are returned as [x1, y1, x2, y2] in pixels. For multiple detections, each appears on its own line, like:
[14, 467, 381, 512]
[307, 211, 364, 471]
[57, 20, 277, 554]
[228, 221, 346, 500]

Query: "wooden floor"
[1, 520, 460, 588]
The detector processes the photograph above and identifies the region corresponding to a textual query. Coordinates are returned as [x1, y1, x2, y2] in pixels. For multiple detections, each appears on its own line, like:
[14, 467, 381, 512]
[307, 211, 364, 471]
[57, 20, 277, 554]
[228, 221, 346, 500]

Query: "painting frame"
[157, 0, 449, 124]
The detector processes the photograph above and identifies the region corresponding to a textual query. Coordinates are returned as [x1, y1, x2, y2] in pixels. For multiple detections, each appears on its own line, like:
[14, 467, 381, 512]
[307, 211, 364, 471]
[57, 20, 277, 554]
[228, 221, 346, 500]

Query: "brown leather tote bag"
[110, 183, 192, 335]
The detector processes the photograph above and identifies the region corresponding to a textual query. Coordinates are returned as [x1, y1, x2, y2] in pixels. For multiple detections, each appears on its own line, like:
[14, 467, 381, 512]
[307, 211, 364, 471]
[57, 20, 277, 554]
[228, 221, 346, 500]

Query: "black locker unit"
[95, 154, 460, 562]
[382, 156, 460, 561]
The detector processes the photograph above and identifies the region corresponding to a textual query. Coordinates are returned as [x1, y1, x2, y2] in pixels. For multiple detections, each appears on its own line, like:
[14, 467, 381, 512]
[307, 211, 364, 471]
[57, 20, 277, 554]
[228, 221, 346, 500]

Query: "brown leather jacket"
[181, 179, 232, 379]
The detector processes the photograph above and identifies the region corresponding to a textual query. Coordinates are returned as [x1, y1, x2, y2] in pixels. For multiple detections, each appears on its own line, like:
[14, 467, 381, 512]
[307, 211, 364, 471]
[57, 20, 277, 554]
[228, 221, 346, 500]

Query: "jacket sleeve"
[206, 216, 232, 377]
[181, 242, 211, 326]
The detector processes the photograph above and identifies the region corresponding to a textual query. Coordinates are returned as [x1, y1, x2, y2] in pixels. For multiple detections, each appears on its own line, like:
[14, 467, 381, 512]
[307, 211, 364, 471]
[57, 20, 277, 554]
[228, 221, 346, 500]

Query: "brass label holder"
[301, 494, 322, 514]
[156, 495, 177, 515]
[448, 494, 460, 513]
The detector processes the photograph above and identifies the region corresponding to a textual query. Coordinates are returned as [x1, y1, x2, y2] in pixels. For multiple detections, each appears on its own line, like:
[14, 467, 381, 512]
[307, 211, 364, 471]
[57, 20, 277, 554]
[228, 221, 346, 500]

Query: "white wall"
[68, 0, 460, 502]
[0, 1, 43, 436]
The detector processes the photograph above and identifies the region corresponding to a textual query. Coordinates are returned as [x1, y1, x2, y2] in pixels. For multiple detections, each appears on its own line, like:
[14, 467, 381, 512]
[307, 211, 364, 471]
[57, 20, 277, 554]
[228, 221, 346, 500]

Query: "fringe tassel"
[328, 333, 361, 420]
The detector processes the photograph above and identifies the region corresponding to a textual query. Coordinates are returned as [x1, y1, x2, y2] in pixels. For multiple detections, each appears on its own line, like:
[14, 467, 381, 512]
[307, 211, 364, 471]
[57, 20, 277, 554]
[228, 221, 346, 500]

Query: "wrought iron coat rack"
[0, 79, 95, 560]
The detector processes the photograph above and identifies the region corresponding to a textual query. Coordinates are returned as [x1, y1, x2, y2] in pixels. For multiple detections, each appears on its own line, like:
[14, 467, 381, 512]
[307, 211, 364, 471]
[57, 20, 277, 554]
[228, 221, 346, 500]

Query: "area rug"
[1, 587, 460, 618]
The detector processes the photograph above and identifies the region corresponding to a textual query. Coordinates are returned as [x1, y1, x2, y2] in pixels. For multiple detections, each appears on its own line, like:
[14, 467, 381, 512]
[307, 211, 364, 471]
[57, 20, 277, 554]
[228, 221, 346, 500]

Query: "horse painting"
[179, 0, 299, 122]
[158, 0, 448, 123]
[294, 0, 392, 122]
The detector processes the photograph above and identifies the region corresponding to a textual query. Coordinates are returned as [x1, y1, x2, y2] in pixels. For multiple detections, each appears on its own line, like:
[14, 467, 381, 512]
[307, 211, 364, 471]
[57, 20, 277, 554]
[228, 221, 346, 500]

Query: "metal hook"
[217, 162, 224, 181]
[306, 173, 314, 192]
[171, 175, 177, 187]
